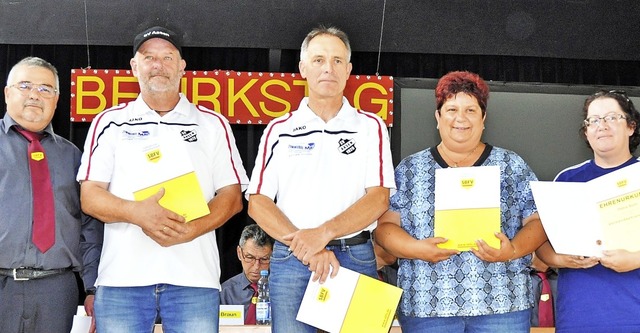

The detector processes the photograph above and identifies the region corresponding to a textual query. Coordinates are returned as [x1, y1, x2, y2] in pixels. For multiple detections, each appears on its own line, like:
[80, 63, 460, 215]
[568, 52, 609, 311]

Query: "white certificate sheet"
[70, 306, 91, 333]
[530, 181, 602, 256]
[531, 162, 640, 257]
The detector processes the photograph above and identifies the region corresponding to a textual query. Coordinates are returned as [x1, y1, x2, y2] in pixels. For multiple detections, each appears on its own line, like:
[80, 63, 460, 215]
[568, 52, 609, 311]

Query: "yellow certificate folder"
[296, 267, 402, 333]
[435, 207, 501, 250]
[434, 166, 501, 251]
[133, 171, 210, 222]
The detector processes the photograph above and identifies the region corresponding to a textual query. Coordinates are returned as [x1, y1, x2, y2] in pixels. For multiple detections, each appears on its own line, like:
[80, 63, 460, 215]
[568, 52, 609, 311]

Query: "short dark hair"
[579, 90, 640, 153]
[239, 224, 274, 248]
[435, 71, 490, 117]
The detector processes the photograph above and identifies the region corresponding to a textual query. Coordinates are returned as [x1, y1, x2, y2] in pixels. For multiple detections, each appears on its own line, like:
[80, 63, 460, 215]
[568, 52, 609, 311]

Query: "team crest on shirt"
[181, 130, 197, 142]
[338, 138, 356, 155]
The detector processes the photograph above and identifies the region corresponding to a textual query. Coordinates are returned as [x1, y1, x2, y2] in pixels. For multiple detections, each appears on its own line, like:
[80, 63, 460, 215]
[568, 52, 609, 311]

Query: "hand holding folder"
[531, 162, 640, 257]
[133, 171, 210, 222]
[131, 140, 210, 223]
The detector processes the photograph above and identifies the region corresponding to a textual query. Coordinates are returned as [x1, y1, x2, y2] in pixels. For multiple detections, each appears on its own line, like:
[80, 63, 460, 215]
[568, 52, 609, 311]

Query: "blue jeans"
[399, 309, 531, 333]
[270, 239, 377, 333]
[95, 284, 220, 333]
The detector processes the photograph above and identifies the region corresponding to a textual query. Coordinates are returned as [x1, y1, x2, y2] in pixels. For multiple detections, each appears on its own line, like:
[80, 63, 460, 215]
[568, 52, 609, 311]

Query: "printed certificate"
[531, 162, 640, 256]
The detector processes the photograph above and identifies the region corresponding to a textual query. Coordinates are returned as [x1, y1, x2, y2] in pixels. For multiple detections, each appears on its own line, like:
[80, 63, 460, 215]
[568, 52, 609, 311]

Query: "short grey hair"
[6, 57, 60, 92]
[239, 224, 274, 248]
[300, 25, 351, 63]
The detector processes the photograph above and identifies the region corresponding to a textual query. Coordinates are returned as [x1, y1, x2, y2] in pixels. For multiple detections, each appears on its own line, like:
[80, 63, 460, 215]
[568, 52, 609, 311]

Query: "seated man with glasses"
[221, 224, 274, 325]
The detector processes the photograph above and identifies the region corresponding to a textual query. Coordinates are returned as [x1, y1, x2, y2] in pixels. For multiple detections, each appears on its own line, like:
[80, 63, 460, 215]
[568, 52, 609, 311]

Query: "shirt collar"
[241, 273, 255, 290]
[295, 96, 355, 123]
[2, 112, 55, 136]
[134, 93, 190, 118]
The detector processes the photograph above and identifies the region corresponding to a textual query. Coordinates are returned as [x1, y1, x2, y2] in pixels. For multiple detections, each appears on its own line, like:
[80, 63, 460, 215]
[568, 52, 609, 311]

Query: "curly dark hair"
[579, 90, 640, 153]
[435, 71, 489, 116]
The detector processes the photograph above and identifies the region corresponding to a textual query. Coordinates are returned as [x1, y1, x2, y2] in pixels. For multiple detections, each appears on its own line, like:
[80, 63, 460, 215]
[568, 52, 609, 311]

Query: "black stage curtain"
[2, 44, 640, 283]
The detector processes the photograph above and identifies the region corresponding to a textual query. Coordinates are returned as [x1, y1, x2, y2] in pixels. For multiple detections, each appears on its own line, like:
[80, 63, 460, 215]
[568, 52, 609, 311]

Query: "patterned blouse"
[390, 144, 538, 317]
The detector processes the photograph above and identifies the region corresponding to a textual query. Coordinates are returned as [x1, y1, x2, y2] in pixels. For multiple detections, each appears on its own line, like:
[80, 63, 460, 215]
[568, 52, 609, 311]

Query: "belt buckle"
[12, 268, 29, 281]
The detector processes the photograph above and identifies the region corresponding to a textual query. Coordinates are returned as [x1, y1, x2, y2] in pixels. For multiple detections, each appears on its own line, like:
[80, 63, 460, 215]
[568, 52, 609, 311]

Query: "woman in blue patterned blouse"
[375, 71, 548, 333]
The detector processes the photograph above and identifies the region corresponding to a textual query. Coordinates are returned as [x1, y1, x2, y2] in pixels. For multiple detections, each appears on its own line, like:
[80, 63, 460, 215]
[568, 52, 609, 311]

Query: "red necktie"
[15, 127, 55, 253]
[536, 271, 554, 327]
[245, 282, 258, 325]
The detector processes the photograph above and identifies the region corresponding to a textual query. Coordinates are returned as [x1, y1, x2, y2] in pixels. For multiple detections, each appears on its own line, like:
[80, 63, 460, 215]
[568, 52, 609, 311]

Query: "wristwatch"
[85, 288, 96, 296]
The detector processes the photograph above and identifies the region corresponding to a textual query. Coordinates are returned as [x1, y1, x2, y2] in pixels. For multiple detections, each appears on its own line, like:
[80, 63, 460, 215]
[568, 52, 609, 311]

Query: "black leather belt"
[327, 231, 371, 246]
[0, 267, 71, 281]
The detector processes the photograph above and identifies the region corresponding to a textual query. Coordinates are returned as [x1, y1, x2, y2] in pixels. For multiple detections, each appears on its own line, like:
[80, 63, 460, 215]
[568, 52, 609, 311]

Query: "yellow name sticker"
[317, 286, 329, 302]
[146, 148, 161, 163]
[461, 178, 474, 188]
[30, 152, 45, 161]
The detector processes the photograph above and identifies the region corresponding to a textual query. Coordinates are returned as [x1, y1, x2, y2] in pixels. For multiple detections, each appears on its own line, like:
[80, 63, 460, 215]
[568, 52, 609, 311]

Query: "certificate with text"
[434, 166, 501, 251]
[531, 162, 640, 257]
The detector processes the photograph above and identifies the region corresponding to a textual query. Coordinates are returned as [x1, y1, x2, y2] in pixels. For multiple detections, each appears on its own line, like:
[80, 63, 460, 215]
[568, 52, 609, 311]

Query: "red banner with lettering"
[70, 69, 394, 126]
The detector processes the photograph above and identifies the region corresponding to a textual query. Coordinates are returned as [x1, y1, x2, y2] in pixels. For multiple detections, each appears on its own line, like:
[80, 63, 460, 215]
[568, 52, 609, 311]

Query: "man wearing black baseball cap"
[133, 26, 182, 57]
[78, 25, 248, 333]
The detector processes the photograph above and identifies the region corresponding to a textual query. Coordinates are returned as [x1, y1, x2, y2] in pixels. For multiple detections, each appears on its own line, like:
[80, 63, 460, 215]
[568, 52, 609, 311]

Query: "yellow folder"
[434, 166, 501, 251]
[434, 207, 501, 250]
[133, 171, 210, 222]
[340, 274, 402, 333]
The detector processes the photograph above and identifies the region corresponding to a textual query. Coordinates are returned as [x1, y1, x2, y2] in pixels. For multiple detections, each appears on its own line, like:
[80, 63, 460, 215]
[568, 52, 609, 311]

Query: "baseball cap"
[133, 26, 182, 56]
